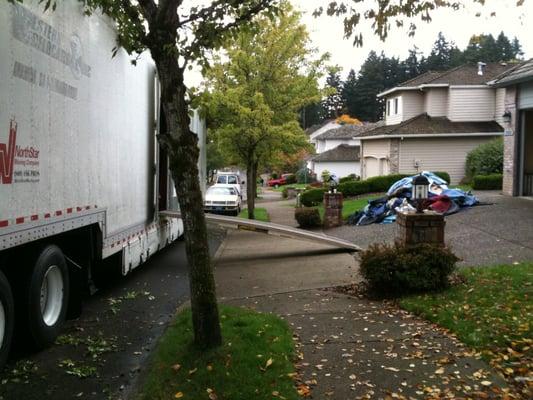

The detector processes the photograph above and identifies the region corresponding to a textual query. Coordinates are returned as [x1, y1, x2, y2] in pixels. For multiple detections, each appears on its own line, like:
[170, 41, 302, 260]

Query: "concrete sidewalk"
[214, 227, 511, 399]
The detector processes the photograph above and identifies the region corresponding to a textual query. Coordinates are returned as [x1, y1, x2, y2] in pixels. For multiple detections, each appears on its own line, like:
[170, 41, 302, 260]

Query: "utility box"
[323, 192, 343, 229]
[396, 211, 445, 246]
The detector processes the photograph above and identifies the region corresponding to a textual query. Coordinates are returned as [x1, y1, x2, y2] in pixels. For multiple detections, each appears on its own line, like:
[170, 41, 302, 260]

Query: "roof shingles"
[312, 144, 360, 162]
[358, 114, 503, 138]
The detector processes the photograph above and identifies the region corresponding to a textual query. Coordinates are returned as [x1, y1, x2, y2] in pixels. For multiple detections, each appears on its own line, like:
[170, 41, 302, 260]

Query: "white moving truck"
[0, 1, 205, 367]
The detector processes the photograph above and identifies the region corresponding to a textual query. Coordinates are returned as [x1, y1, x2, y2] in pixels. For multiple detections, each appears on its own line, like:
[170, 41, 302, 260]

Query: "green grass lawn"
[271, 183, 309, 192]
[139, 306, 299, 400]
[238, 207, 269, 222]
[317, 194, 384, 220]
[400, 263, 532, 390]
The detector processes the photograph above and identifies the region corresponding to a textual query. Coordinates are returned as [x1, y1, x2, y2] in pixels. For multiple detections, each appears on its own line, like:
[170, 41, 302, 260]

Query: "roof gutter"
[488, 75, 533, 88]
[377, 87, 419, 98]
[359, 132, 503, 140]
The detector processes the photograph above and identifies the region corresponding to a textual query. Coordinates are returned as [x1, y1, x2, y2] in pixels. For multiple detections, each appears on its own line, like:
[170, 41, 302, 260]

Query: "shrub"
[300, 188, 326, 206]
[472, 174, 503, 190]
[284, 174, 297, 184]
[339, 174, 359, 184]
[271, 172, 279, 179]
[465, 138, 503, 180]
[295, 168, 316, 184]
[321, 169, 331, 182]
[294, 207, 321, 228]
[433, 171, 450, 184]
[364, 174, 408, 192]
[281, 186, 289, 199]
[360, 242, 459, 297]
[338, 180, 371, 196]
[309, 182, 323, 188]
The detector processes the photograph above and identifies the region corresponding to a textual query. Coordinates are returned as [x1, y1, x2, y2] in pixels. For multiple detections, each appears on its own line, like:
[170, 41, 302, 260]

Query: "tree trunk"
[246, 160, 256, 219]
[253, 161, 259, 200]
[152, 50, 221, 349]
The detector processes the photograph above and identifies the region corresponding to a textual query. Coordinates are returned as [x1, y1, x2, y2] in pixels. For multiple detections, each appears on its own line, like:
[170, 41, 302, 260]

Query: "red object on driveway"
[268, 177, 287, 187]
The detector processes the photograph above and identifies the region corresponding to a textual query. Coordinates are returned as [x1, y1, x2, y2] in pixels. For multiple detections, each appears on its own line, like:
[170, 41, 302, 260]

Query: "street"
[0, 228, 225, 400]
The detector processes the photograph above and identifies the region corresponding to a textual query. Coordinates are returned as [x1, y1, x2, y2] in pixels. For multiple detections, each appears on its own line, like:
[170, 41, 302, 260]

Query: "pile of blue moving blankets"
[347, 172, 478, 226]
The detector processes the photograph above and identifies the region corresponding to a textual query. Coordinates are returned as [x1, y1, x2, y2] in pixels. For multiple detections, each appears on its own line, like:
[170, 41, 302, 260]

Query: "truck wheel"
[0, 270, 14, 368]
[22, 245, 70, 349]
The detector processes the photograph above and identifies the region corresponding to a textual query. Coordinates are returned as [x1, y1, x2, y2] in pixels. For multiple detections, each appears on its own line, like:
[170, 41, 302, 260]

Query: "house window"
[386, 100, 390, 116]
[394, 98, 399, 114]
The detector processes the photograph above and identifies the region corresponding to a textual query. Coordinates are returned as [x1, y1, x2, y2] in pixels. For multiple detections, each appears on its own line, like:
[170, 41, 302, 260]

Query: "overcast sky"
[293, 0, 532, 78]
[186, 0, 532, 85]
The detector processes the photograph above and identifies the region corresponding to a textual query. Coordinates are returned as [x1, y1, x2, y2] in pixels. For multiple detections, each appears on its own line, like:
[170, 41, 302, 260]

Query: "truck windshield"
[227, 176, 237, 184]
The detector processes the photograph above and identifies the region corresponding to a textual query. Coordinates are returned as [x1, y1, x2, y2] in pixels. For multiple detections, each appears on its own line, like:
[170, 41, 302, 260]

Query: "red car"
[268, 174, 295, 187]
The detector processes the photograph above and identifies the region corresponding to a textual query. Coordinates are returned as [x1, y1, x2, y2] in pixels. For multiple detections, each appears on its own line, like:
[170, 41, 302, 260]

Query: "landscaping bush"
[472, 173, 503, 190]
[309, 182, 323, 188]
[300, 188, 326, 206]
[465, 138, 503, 180]
[295, 168, 316, 184]
[339, 174, 359, 184]
[321, 169, 331, 182]
[337, 180, 371, 196]
[294, 207, 321, 228]
[284, 174, 297, 184]
[433, 171, 450, 184]
[360, 242, 459, 297]
[364, 174, 408, 192]
[281, 186, 289, 199]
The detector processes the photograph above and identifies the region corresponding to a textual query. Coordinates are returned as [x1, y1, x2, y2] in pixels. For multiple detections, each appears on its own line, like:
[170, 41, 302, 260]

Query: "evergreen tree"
[353, 51, 387, 121]
[321, 68, 345, 119]
[511, 37, 524, 60]
[342, 69, 359, 118]
[403, 46, 422, 79]
[424, 32, 456, 71]
[496, 32, 513, 61]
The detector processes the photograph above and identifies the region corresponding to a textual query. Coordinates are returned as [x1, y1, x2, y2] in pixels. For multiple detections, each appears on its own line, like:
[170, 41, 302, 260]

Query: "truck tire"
[22, 245, 70, 349]
[0, 270, 14, 369]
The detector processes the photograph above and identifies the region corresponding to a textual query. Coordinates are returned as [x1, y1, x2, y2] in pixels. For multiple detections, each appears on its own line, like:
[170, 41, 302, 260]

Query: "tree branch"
[137, 0, 157, 23]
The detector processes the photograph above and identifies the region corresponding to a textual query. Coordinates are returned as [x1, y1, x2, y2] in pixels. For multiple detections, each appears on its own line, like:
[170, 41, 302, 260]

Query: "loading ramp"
[160, 211, 361, 252]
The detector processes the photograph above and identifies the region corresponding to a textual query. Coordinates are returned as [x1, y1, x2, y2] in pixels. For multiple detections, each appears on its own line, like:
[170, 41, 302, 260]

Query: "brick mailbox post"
[396, 211, 446, 247]
[323, 192, 343, 229]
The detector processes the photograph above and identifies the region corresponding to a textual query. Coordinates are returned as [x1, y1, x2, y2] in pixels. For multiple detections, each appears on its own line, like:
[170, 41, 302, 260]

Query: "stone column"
[323, 192, 343, 229]
[396, 211, 445, 247]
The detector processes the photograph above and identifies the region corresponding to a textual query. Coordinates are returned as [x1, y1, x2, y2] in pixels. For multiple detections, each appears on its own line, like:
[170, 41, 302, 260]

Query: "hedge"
[472, 174, 503, 190]
[338, 174, 408, 197]
[465, 138, 503, 180]
[294, 207, 321, 228]
[300, 188, 327, 207]
[433, 171, 450, 184]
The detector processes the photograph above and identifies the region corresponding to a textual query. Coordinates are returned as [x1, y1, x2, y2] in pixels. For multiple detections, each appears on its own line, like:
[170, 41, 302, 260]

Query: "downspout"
[514, 85, 522, 196]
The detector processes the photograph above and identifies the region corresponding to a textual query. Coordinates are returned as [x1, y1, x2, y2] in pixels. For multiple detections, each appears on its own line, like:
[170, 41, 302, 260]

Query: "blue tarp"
[348, 171, 478, 226]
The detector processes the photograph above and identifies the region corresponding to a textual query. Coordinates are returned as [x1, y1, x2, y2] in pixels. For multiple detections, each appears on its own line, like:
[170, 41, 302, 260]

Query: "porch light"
[502, 110, 512, 125]
[412, 174, 429, 213]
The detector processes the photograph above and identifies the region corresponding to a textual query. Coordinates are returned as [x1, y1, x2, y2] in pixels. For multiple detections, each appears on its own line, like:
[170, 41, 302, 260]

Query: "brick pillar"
[323, 192, 343, 229]
[396, 211, 445, 247]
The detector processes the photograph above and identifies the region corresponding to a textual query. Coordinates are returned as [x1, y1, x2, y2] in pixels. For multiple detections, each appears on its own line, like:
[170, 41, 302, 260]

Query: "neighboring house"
[310, 144, 361, 181]
[307, 122, 383, 179]
[489, 58, 533, 196]
[359, 62, 512, 184]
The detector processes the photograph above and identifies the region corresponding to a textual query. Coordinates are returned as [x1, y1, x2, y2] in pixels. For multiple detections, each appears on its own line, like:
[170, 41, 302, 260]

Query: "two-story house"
[307, 122, 382, 180]
[489, 58, 533, 197]
[358, 62, 513, 184]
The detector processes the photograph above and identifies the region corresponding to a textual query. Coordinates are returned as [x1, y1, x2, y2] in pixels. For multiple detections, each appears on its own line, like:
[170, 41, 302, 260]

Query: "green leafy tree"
[205, 4, 318, 219]
[342, 69, 359, 118]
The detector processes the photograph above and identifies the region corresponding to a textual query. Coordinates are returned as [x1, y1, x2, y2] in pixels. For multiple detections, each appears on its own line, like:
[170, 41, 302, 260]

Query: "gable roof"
[489, 58, 533, 87]
[358, 114, 503, 140]
[314, 121, 385, 140]
[379, 63, 515, 97]
[312, 144, 360, 162]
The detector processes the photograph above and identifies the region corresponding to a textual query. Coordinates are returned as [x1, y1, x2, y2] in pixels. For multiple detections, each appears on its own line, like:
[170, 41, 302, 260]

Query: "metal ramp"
[160, 211, 361, 252]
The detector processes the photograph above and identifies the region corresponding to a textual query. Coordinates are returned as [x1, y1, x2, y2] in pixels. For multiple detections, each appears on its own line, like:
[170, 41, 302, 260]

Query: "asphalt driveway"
[327, 191, 533, 266]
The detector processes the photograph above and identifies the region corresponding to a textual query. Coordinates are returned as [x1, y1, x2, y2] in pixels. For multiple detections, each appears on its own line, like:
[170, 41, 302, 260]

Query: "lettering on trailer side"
[11, 2, 91, 80]
[0, 120, 40, 185]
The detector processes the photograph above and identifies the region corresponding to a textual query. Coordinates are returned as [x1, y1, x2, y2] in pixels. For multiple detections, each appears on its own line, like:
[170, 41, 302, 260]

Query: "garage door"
[364, 157, 379, 179]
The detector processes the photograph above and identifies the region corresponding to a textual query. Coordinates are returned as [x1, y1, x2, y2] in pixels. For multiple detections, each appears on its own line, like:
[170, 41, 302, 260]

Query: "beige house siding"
[424, 88, 448, 117]
[361, 139, 391, 179]
[402, 91, 424, 120]
[494, 88, 506, 125]
[448, 87, 495, 121]
[398, 137, 495, 184]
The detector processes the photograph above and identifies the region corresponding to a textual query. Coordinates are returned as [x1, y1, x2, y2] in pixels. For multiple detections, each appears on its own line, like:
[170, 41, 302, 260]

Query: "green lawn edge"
[138, 306, 299, 400]
[238, 207, 269, 222]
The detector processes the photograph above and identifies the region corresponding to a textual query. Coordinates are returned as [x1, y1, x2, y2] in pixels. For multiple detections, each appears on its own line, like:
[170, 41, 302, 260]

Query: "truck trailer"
[0, 0, 205, 367]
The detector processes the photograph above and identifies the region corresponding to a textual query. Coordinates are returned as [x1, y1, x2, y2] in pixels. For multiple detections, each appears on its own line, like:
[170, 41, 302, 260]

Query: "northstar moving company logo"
[0, 120, 40, 184]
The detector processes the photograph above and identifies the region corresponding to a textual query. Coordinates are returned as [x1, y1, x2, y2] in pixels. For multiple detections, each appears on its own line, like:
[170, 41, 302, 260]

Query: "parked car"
[204, 186, 242, 216]
[215, 172, 244, 197]
[268, 173, 295, 187]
